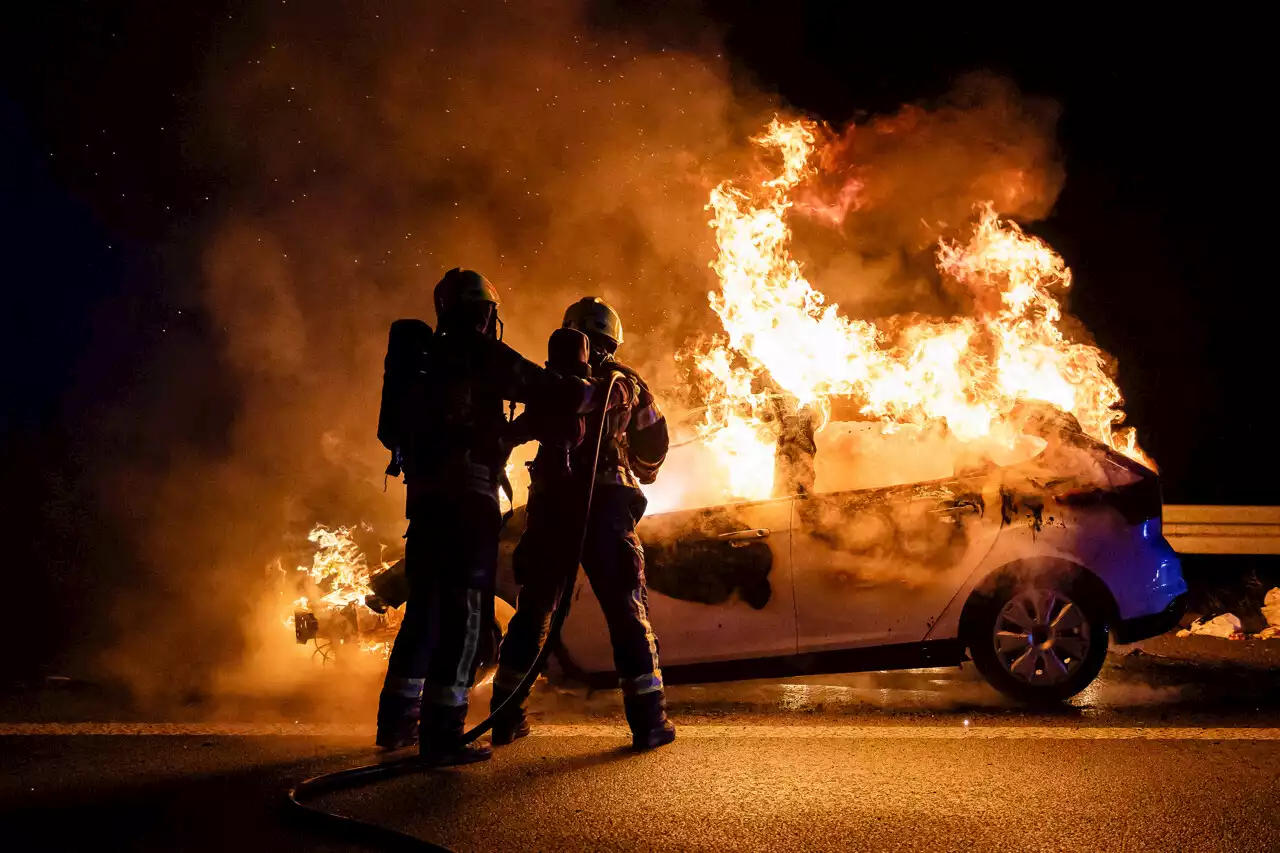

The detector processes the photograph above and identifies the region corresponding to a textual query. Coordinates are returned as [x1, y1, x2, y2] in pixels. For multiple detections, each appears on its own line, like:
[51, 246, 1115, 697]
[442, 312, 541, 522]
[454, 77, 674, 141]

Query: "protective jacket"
[572, 357, 668, 490]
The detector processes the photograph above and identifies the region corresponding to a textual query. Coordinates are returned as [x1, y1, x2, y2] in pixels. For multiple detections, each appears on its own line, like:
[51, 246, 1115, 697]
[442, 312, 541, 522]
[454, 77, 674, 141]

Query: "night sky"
[1, 3, 1272, 677]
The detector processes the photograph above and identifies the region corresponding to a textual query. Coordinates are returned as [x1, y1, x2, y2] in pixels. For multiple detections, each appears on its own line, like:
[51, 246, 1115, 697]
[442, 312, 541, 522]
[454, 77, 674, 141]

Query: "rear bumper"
[1106, 525, 1187, 623]
[1115, 593, 1188, 644]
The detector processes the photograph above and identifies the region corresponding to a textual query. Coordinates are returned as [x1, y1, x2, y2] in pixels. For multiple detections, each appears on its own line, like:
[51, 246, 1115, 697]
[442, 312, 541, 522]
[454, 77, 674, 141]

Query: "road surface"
[3, 635, 1279, 852]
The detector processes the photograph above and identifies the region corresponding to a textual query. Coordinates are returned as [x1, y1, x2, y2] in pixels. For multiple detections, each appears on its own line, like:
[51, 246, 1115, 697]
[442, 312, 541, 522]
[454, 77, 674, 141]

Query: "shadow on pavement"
[0, 738, 371, 853]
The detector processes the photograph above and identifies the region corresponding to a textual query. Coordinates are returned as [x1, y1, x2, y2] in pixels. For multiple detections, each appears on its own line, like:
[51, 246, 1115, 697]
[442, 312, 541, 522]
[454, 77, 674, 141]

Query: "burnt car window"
[644, 536, 774, 610]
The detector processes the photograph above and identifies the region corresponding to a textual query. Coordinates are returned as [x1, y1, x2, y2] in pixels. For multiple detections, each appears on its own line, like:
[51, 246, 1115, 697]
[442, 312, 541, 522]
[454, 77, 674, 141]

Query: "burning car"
[481, 116, 1184, 704]
[496, 404, 1185, 703]
[284, 116, 1180, 704]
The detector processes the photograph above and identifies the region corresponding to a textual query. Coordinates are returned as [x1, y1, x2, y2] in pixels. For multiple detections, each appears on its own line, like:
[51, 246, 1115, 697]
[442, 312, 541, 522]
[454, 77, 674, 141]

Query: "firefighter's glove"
[631, 455, 660, 485]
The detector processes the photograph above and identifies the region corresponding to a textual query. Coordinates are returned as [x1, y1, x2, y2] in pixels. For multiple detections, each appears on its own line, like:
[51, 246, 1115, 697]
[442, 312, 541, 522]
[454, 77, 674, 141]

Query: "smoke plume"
[792, 73, 1064, 322]
[93, 1, 1072, 703]
[97, 0, 759, 701]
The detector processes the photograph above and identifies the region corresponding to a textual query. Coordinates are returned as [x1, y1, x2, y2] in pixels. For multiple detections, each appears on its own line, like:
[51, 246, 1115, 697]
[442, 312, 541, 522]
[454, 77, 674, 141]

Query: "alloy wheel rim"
[992, 588, 1090, 686]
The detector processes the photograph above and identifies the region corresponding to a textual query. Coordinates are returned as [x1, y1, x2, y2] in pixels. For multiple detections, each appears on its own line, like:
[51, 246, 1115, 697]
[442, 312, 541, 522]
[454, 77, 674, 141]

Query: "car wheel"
[966, 572, 1110, 703]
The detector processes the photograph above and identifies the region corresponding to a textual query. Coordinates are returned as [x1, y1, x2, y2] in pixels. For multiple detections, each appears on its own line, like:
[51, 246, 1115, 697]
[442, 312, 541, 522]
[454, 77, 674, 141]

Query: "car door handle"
[932, 502, 980, 519]
[717, 528, 770, 541]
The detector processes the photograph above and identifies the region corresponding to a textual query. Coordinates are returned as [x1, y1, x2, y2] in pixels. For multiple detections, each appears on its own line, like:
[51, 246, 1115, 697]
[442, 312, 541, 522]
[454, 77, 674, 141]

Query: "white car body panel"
[922, 521, 1100, 641]
[495, 419, 1187, 685]
[790, 475, 1004, 651]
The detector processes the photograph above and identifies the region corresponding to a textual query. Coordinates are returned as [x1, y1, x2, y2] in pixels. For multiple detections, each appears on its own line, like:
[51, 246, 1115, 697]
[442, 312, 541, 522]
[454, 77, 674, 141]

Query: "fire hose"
[285, 372, 622, 851]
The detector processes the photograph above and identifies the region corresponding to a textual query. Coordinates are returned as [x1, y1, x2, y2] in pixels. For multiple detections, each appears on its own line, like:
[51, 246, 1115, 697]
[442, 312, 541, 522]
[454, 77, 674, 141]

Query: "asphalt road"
[3, 635, 1280, 852]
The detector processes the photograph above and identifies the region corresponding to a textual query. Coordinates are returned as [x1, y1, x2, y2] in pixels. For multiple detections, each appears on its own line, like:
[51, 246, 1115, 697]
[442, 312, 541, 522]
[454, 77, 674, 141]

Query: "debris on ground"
[1173, 594, 1280, 639]
[1176, 613, 1244, 640]
[1262, 588, 1280, 629]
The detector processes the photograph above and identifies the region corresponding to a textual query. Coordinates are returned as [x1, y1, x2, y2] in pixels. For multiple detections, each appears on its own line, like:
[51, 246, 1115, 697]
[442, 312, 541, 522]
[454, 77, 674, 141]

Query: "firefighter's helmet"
[433, 268, 500, 318]
[563, 297, 623, 347]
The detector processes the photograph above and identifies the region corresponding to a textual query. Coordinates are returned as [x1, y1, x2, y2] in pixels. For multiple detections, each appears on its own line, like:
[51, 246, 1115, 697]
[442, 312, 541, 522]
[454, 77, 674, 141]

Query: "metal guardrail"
[1164, 505, 1280, 555]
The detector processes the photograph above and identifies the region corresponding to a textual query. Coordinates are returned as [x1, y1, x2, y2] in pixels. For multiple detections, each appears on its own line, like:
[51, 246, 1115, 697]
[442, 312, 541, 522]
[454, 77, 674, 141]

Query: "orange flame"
[688, 117, 1150, 502]
[299, 524, 378, 608]
[282, 523, 401, 657]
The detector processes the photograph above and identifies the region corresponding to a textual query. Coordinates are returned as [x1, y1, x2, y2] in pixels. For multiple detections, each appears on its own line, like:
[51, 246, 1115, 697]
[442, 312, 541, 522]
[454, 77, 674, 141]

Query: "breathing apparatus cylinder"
[377, 319, 433, 477]
[542, 327, 592, 475]
[547, 326, 591, 375]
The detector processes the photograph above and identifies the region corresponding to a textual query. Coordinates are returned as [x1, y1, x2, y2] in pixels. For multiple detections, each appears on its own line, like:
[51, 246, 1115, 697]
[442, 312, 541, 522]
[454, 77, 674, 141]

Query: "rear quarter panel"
[924, 445, 1177, 640]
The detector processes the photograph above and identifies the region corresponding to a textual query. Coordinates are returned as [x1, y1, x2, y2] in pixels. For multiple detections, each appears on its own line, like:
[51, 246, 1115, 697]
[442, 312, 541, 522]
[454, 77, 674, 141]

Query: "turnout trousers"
[494, 483, 666, 731]
[377, 490, 502, 746]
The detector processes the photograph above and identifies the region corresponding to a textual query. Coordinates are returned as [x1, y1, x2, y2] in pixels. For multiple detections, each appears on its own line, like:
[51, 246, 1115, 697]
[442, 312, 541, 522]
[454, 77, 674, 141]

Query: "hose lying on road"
[286, 373, 621, 852]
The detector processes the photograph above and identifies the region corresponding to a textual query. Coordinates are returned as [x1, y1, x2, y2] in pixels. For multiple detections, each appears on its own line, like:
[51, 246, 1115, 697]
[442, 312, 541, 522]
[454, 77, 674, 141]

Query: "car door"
[790, 473, 1002, 652]
[558, 497, 797, 672]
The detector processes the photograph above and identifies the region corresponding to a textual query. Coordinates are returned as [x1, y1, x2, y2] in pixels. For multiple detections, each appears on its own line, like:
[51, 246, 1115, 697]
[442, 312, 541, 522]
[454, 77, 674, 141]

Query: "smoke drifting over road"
[94, 1, 1077, 702]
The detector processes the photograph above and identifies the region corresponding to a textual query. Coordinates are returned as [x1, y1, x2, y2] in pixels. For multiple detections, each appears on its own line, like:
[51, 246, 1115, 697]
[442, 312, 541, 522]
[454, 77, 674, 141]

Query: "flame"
[299, 524, 378, 608]
[689, 117, 1150, 502]
[270, 117, 1155, 658]
[281, 523, 401, 658]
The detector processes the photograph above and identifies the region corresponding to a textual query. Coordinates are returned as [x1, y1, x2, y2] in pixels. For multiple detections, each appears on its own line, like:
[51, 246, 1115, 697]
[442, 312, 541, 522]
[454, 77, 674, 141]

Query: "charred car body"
[497, 404, 1185, 703]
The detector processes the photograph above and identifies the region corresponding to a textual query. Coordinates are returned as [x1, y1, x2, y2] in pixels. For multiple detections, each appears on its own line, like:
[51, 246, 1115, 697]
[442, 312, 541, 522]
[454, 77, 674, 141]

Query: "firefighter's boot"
[419, 703, 492, 766]
[625, 690, 676, 752]
[375, 678, 423, 751]
[489, 687, 531, 746]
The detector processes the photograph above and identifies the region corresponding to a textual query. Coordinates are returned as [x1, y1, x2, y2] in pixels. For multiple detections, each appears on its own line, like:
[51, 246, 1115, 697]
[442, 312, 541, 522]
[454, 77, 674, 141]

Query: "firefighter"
[491, 296, 675, 752]
[376, 269, 620, 765]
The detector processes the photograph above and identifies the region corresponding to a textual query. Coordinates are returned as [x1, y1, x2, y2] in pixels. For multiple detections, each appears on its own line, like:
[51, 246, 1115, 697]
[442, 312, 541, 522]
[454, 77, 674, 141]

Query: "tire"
[965, 570, 1111, 704]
